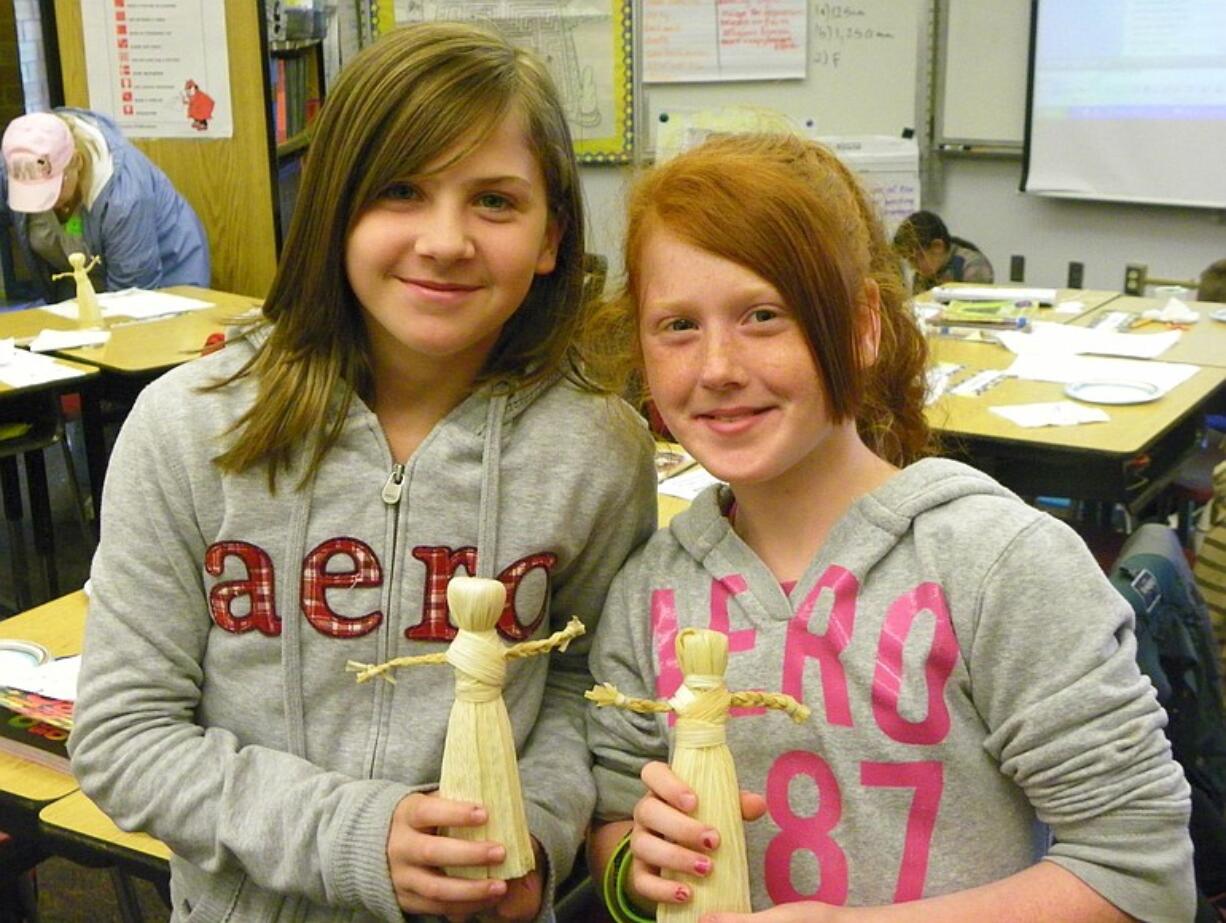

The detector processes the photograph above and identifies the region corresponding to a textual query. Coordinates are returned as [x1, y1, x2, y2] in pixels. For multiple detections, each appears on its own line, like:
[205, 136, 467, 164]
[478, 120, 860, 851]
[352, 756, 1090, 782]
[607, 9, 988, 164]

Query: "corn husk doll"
[587, 627, 809, 921]
[348, 575, 585, 879]
[50, 251, 104, 329]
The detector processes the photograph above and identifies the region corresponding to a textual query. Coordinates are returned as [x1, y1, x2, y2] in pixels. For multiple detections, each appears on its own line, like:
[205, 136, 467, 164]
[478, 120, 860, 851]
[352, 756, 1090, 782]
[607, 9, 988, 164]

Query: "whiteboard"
[642, 0, 925, 151]
[936, 0, 1030, 147]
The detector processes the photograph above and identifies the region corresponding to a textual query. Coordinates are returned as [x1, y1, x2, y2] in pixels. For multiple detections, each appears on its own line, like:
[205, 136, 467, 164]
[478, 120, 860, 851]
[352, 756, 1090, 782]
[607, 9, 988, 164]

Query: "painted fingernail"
[489, 880, 507, 896]
[694, 857, 712, 875]
[472, 807, 488, 822]
[675, 886, 690, 902]
[702, 832, 719, 850]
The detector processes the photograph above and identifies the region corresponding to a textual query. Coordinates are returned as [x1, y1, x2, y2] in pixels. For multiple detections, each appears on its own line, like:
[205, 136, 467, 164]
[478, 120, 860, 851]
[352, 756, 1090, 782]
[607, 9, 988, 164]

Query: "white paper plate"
[1210, 308, 1226, 323]
[0, 639, 52, 671]
[1065, 380, 1162, 405]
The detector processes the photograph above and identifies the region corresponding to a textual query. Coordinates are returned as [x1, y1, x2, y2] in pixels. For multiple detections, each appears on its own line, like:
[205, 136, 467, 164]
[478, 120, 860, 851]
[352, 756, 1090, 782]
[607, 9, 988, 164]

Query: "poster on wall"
[80, 0, 233, 139]
[642, 0, 806, 83]
[391, 0, 634, 163]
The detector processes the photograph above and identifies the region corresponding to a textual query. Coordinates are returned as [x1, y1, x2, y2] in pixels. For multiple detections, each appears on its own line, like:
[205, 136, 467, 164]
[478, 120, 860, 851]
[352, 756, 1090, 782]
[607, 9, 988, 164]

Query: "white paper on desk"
[1088, 310, 1131, 331]
[925, 362, 962, 404]
[659, 465, 723, 501]
[930, 285, 1057, 305]
[1054, 300, 1085, 315]
[0, 347, 87, 387]
[27, 328, 111, 352]
[1006, 353, 1198, 396]
[1, 654, 80, 702]
[996, 321, 1181, 360]
[1143, 297, 1199, 324]
[42, 289, 213, 321]
[990, 401, 1110, 428]
[949, 368, 1008, 397]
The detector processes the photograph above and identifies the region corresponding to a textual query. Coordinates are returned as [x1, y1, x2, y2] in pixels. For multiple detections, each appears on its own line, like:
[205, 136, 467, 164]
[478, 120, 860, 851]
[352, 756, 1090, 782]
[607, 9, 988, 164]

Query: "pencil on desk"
[1127, 316, 1156, 331]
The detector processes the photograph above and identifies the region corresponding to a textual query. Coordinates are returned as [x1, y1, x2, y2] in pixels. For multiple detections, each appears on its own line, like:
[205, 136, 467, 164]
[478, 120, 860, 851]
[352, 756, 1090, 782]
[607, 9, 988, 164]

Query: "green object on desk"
[0, 422, 33, 442]
[933, 300, 1031, 330]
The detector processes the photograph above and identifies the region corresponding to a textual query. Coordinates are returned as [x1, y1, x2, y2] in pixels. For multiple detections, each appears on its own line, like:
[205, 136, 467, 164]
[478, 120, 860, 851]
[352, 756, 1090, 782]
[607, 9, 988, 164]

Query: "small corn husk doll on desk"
[50, 251, 104, 329]
[587, 628, 810, 922]
[348, 575, 585, 880]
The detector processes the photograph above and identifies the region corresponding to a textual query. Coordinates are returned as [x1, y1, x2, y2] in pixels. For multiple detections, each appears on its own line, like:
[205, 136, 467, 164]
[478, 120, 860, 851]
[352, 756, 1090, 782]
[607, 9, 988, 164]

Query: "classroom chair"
[1067, 261, 1085, 289]
[0, 391, 91, 611]
[1108, 524, 1226, 920]
[0, 829, 42, 923]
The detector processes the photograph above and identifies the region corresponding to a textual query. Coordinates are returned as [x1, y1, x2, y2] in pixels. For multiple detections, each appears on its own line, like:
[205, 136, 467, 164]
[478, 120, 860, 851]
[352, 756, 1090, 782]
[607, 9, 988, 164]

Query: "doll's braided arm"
[505, 616, 586, 660]
[345, 651, 448, 684]
[729, 690, 811, 723]
[347, 617, 587, 683]
[585, 682, 673, 715]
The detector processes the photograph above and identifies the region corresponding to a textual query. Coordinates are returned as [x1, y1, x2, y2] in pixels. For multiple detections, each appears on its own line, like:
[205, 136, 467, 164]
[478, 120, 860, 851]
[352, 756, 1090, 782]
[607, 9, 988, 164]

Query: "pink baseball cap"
[2, 113, 75, 213]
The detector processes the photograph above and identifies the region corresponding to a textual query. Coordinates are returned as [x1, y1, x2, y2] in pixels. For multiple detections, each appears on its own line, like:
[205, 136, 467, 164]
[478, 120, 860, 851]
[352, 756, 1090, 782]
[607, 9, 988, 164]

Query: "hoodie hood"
[668, 457, 1017, 582]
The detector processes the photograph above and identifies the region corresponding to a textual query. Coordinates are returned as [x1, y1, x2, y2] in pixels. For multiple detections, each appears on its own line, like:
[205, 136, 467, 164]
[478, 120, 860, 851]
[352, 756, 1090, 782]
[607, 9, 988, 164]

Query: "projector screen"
[1022, 0, 1226, 208]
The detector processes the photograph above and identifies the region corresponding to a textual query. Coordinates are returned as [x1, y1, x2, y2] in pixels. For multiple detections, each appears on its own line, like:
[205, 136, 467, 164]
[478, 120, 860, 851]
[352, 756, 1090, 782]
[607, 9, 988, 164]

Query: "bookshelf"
[267, 32, 324, 243]
[269, 39, 324, 158]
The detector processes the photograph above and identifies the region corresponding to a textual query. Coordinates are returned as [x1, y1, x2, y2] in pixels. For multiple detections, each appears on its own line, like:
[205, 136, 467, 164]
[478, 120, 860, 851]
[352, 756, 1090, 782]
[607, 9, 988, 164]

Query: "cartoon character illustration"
[182, 79, 215, 131]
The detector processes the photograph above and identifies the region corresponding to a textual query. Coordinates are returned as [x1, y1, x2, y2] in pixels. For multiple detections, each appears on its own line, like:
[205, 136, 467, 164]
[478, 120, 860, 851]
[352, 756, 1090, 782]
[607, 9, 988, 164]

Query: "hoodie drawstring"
[476, 388, 509, 580]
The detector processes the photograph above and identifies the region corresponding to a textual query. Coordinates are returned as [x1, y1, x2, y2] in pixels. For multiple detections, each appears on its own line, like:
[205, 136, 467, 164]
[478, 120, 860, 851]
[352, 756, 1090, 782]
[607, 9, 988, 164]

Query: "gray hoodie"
[588, 458, 1194, 920]
[68, 335, 657, 922]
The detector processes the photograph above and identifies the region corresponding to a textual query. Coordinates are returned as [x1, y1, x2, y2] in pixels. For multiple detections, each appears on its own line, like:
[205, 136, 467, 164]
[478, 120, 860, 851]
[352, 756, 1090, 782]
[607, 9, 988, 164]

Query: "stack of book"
[927, 299, 1033, 331]
[0, 650, 77, 774]
[0, 685, 71, 773]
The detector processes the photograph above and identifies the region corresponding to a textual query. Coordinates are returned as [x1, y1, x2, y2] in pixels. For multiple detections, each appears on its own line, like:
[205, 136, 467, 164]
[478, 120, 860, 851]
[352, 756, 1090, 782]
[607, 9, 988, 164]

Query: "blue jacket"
[2, 108, 210, 299]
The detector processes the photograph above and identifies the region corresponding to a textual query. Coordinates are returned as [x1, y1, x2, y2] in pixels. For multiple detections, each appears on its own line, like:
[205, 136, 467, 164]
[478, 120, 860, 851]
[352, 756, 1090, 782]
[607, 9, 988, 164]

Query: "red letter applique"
[205, 541, 281, 635]
[301, 537, 384, 638]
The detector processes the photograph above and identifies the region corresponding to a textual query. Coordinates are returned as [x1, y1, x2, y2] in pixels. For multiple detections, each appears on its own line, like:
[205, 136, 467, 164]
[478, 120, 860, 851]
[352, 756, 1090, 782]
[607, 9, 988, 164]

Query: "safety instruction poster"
[80, 0, 233, 139]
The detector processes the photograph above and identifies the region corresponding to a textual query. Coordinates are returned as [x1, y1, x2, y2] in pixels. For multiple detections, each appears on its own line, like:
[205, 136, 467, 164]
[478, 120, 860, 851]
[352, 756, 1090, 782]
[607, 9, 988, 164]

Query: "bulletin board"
[642, 0, 926, 153]
[388, 0, 635, 163]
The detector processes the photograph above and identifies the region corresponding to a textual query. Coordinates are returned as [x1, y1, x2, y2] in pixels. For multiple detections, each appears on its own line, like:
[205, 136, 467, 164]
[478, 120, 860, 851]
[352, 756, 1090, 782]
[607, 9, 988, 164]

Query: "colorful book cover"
[0, 687, 74, 731]
[932, 300, 1030, 328]
[0, 702, 71, 773]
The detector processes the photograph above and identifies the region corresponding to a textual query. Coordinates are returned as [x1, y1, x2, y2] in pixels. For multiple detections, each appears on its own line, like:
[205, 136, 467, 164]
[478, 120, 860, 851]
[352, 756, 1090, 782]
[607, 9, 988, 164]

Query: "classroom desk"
[0, 590, 172, 897]
[40, 790, 171, 879]
[0, 286, 263, 512]
[1074, 296, 1226, 370]
[915, 284, 1121, 324]
[927, 337, 1226, 512]
[659, 493, 689, 527]
[46, 286, 261, 377]
[0, 286, 260, 376]
[0, 592, 85, 837]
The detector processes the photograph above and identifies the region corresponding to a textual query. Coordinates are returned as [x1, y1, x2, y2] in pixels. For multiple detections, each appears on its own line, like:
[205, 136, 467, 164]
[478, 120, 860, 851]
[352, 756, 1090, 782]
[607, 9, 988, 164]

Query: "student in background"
[584, 133, 1194, 922]
[1198, 258, 1226, 303]
[893, 208, 993, 294]
[1, 109, 209, 303]
[68, 22, 656, 922]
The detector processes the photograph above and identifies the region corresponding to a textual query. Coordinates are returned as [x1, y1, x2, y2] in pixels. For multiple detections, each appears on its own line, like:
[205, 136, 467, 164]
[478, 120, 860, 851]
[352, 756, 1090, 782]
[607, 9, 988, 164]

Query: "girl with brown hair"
[69, 21, 656, 922]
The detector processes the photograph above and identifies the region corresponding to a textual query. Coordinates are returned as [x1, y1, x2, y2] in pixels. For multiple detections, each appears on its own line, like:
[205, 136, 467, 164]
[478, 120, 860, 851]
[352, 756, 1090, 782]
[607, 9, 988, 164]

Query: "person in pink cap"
[1, 108, 209, 302]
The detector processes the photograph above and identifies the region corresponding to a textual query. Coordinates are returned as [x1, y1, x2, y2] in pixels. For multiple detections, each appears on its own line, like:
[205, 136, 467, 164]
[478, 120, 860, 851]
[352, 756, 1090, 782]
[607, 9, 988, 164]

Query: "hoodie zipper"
[382, 463, 405, 504]
[368, 461, 407, 780]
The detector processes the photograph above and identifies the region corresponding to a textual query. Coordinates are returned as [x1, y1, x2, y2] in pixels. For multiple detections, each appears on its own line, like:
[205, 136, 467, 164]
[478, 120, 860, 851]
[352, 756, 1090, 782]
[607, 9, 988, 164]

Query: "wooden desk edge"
[40, 790, 172, 867]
